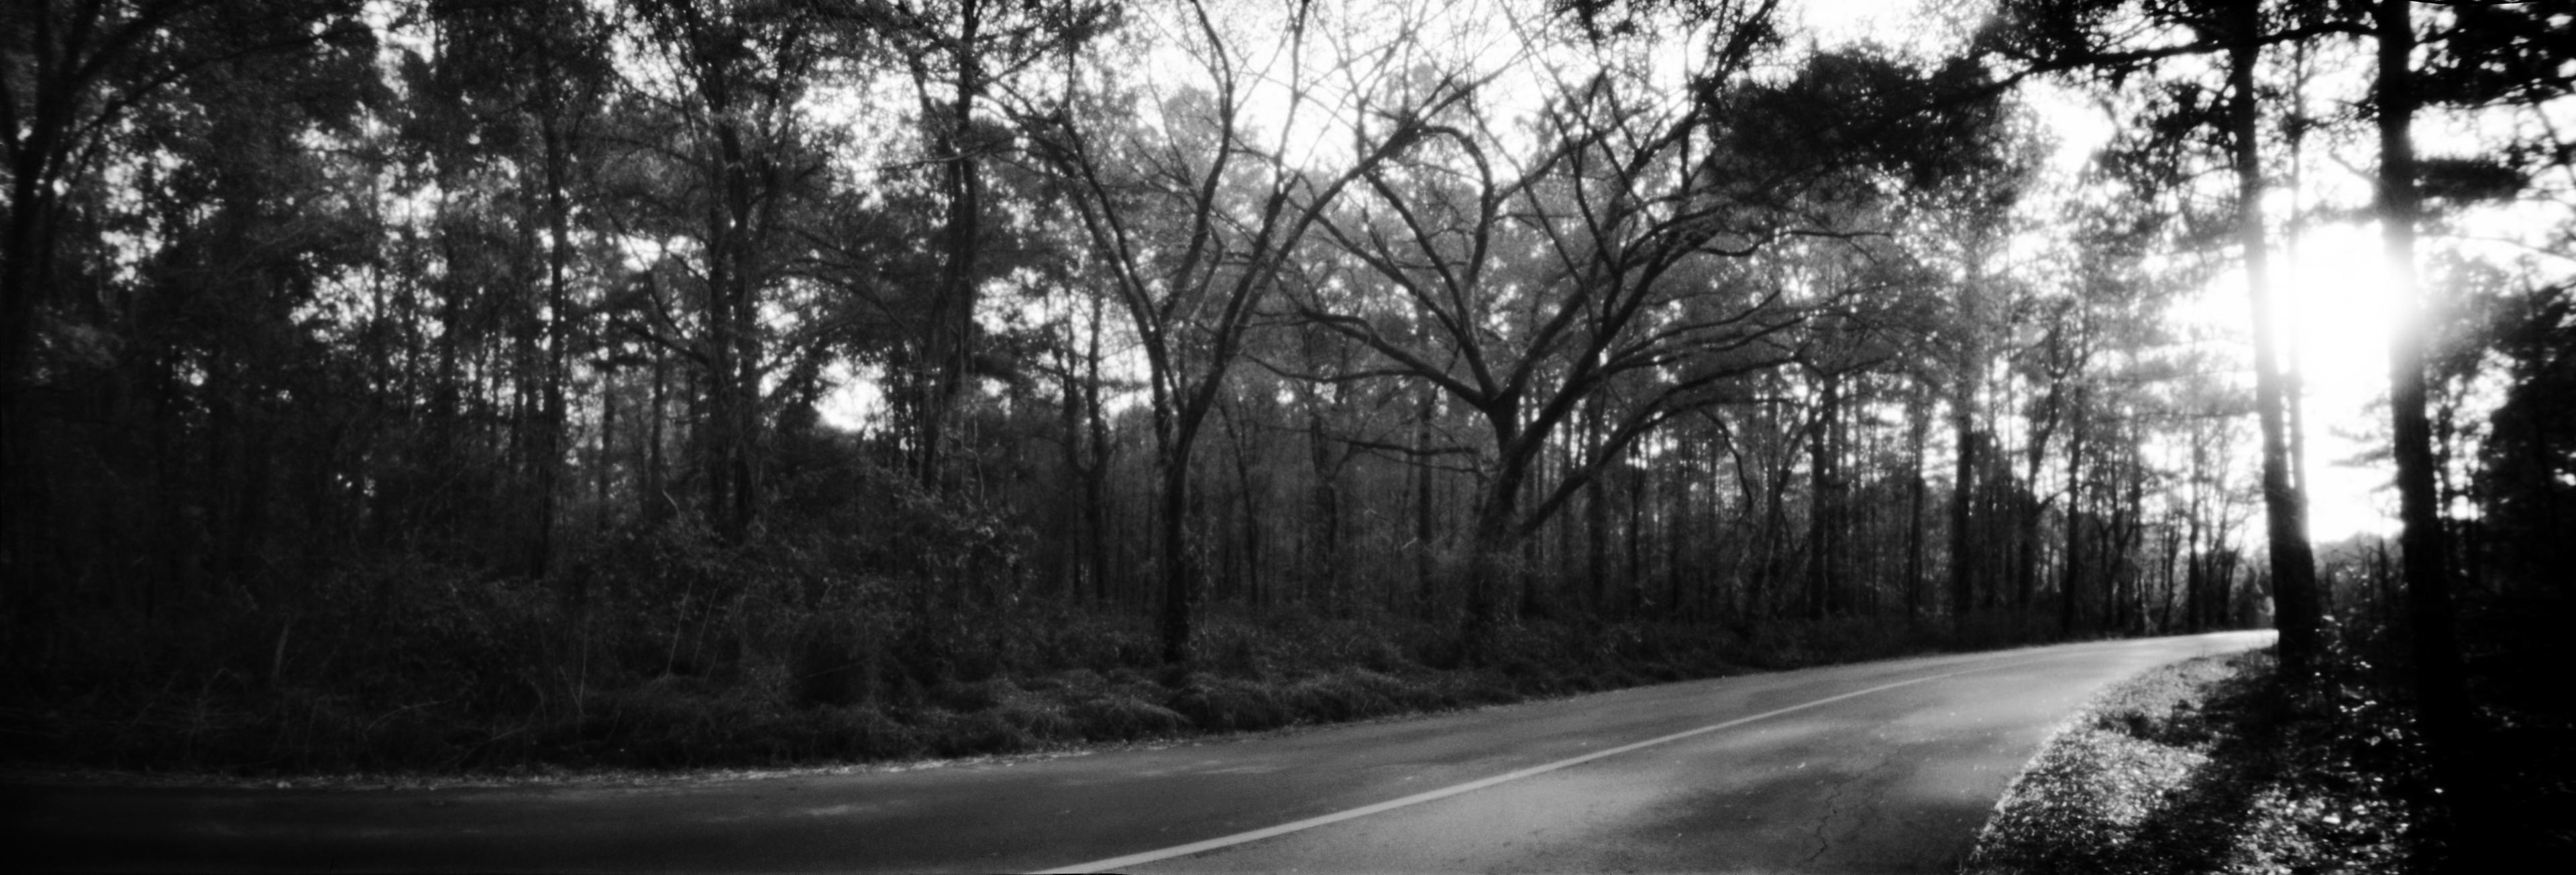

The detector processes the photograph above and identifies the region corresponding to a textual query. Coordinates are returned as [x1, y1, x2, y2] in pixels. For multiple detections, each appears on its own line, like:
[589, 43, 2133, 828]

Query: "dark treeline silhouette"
[1, 2, 2565, 831]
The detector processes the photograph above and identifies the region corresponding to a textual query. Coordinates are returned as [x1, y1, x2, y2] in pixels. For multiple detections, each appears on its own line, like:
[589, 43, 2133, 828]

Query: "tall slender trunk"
[1666, 434, 1689, 616]
[1, 174, 50, 630]
[1760, 418, 1796, 620]
[2216, 547, 2243, 625]
[914, 1, 989, 488]
[1627, 461, 1647, 616]
[698, 91, 767, 545]
[531, 114, 574, 579]
[2375, 0, 2473, 854]
[646, 351, 669, 524]
[1904, 393, 1931, 622]
[2188, 422, 2214, 631]
[1156, 428, 1198, 670]
[1086, 296, 1112, 605]
[1224, 402, 1263, 609]
[2226, 0, 2322, 678]
[2061, 386, 2086, 636]
[2157, 522, 2181, 632]
[1413, 388, 1436, 615]
[598, 367, 616, 532]
[1805, 375, 1841, 620]
[1051, 328, 1078, 597]
[2110, 454, 2145, 633]
[1306, 406, 1340, 610]
[2016, 369, 2059, 611]
[2188, 500, 2207, 631]
[1557, 429, 1578, 603]
[1585, 396, 1609, 611]
[1949, 374, 1979, 630]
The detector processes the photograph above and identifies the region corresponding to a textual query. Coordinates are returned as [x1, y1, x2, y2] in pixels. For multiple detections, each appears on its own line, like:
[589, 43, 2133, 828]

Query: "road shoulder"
[1957, 646, 2412, 874]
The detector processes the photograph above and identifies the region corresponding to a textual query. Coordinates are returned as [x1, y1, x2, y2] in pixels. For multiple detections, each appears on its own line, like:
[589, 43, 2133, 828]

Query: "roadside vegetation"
[1965, 593, 2575, 874]
[1, 538, 2064, 778]
[1964, 648, 2410, 874]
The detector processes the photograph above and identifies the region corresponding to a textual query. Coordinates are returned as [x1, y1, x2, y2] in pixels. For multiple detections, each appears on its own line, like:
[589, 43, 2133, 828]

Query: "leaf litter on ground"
[1961, 646, 2416, 875]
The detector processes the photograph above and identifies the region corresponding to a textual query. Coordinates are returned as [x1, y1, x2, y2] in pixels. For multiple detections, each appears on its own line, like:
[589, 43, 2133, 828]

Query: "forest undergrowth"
[0, 532, 2074, 782]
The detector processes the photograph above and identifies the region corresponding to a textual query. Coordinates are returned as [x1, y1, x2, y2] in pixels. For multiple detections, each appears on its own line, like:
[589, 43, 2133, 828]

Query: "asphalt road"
[6, 631, 2272, 874]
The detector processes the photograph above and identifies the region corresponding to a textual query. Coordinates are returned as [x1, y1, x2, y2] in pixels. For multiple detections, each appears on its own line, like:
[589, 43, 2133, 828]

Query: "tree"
[867, 0, 1113, 485]
[1978, 0, 2331, 677]
[2368, 0, 2473, 845]
[618, 0, 843, 543]
[1030, 0, 1475, 670]
[1295, 7, 2015, 644]
[407, 0, 621, 579]
[2369, 0, 2576, 857]
[0, 0, 370, 634]
[2219, 0, 2323, 681]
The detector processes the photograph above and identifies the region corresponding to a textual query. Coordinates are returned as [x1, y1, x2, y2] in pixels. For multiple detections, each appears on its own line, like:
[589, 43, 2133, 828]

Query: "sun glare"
[2286, 223, 2404, 541]
[2169, 222, 2405, 542]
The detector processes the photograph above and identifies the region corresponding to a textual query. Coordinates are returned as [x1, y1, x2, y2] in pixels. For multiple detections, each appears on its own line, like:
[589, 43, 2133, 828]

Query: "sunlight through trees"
[2, 6, 2567, 848]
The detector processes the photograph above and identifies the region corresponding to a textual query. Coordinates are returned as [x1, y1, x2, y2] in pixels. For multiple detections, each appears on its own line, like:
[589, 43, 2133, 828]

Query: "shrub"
[1169, 675, 1293, 732]
[1067, 693, 1187, 741]
[1282, 669, 1406, 722]
[917, 708, 1034, 758]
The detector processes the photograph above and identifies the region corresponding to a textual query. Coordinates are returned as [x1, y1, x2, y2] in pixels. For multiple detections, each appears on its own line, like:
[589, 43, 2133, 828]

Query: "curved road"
[7, 632, 2270, 873]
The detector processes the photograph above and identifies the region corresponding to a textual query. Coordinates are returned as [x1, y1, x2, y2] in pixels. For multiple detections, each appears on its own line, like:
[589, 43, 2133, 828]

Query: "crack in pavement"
[1804, 751, 1892, 866]
[1806, 774, 1848, 864]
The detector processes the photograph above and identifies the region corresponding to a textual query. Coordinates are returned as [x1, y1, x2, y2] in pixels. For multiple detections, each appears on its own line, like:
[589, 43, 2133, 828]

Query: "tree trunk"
[1414, 388, 1436, 616]
[1086, 296, 1113, 605]
[1305, 406, 1340, 611]
[531, 114, 574, 580]
[2111, 454, 2145, 633]
[647, 351, 669, 524]
[1, 74, 73, 634]
[1226, 403, 1263, 609]
[1760, 424, 1795, 620]
[2375, 0, 2473, 855]
[1157, 429, 1199, 672]
[1905, 395, 1930, 623]
[1805, 375, 1843, 620]
[1585, 396, 1610, 611]
[1463, 473, 1521, 656]
[2016, 373, 2059, 611]
[2226, 0, 2322, 679]
[1949, 375, 1979, 631]
[2061, 386, 2086, 637]
[1458, 400, 1546, 652]
[1666, 434, 1689, 617]
[2157, 521, 2181, 632]
[912, 1, 989, 488]
[1, 178, 48, 632]
[1627, 460, 1648, 616]
[598, 366, 616, 532]
[2186, 495, 2206, 632]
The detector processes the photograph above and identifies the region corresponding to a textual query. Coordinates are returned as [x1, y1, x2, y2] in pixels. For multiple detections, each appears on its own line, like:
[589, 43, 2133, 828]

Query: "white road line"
[1029, 652, 2074, 874]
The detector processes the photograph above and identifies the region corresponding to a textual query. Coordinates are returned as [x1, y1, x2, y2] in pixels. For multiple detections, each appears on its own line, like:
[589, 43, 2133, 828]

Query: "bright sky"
[1802, 0, 1919, 44]
[2283, 224, 2403, 541]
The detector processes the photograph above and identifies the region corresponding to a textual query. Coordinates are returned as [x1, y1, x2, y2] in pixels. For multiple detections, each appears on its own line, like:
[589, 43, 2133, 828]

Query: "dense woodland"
[2, 0, 2569, 843]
